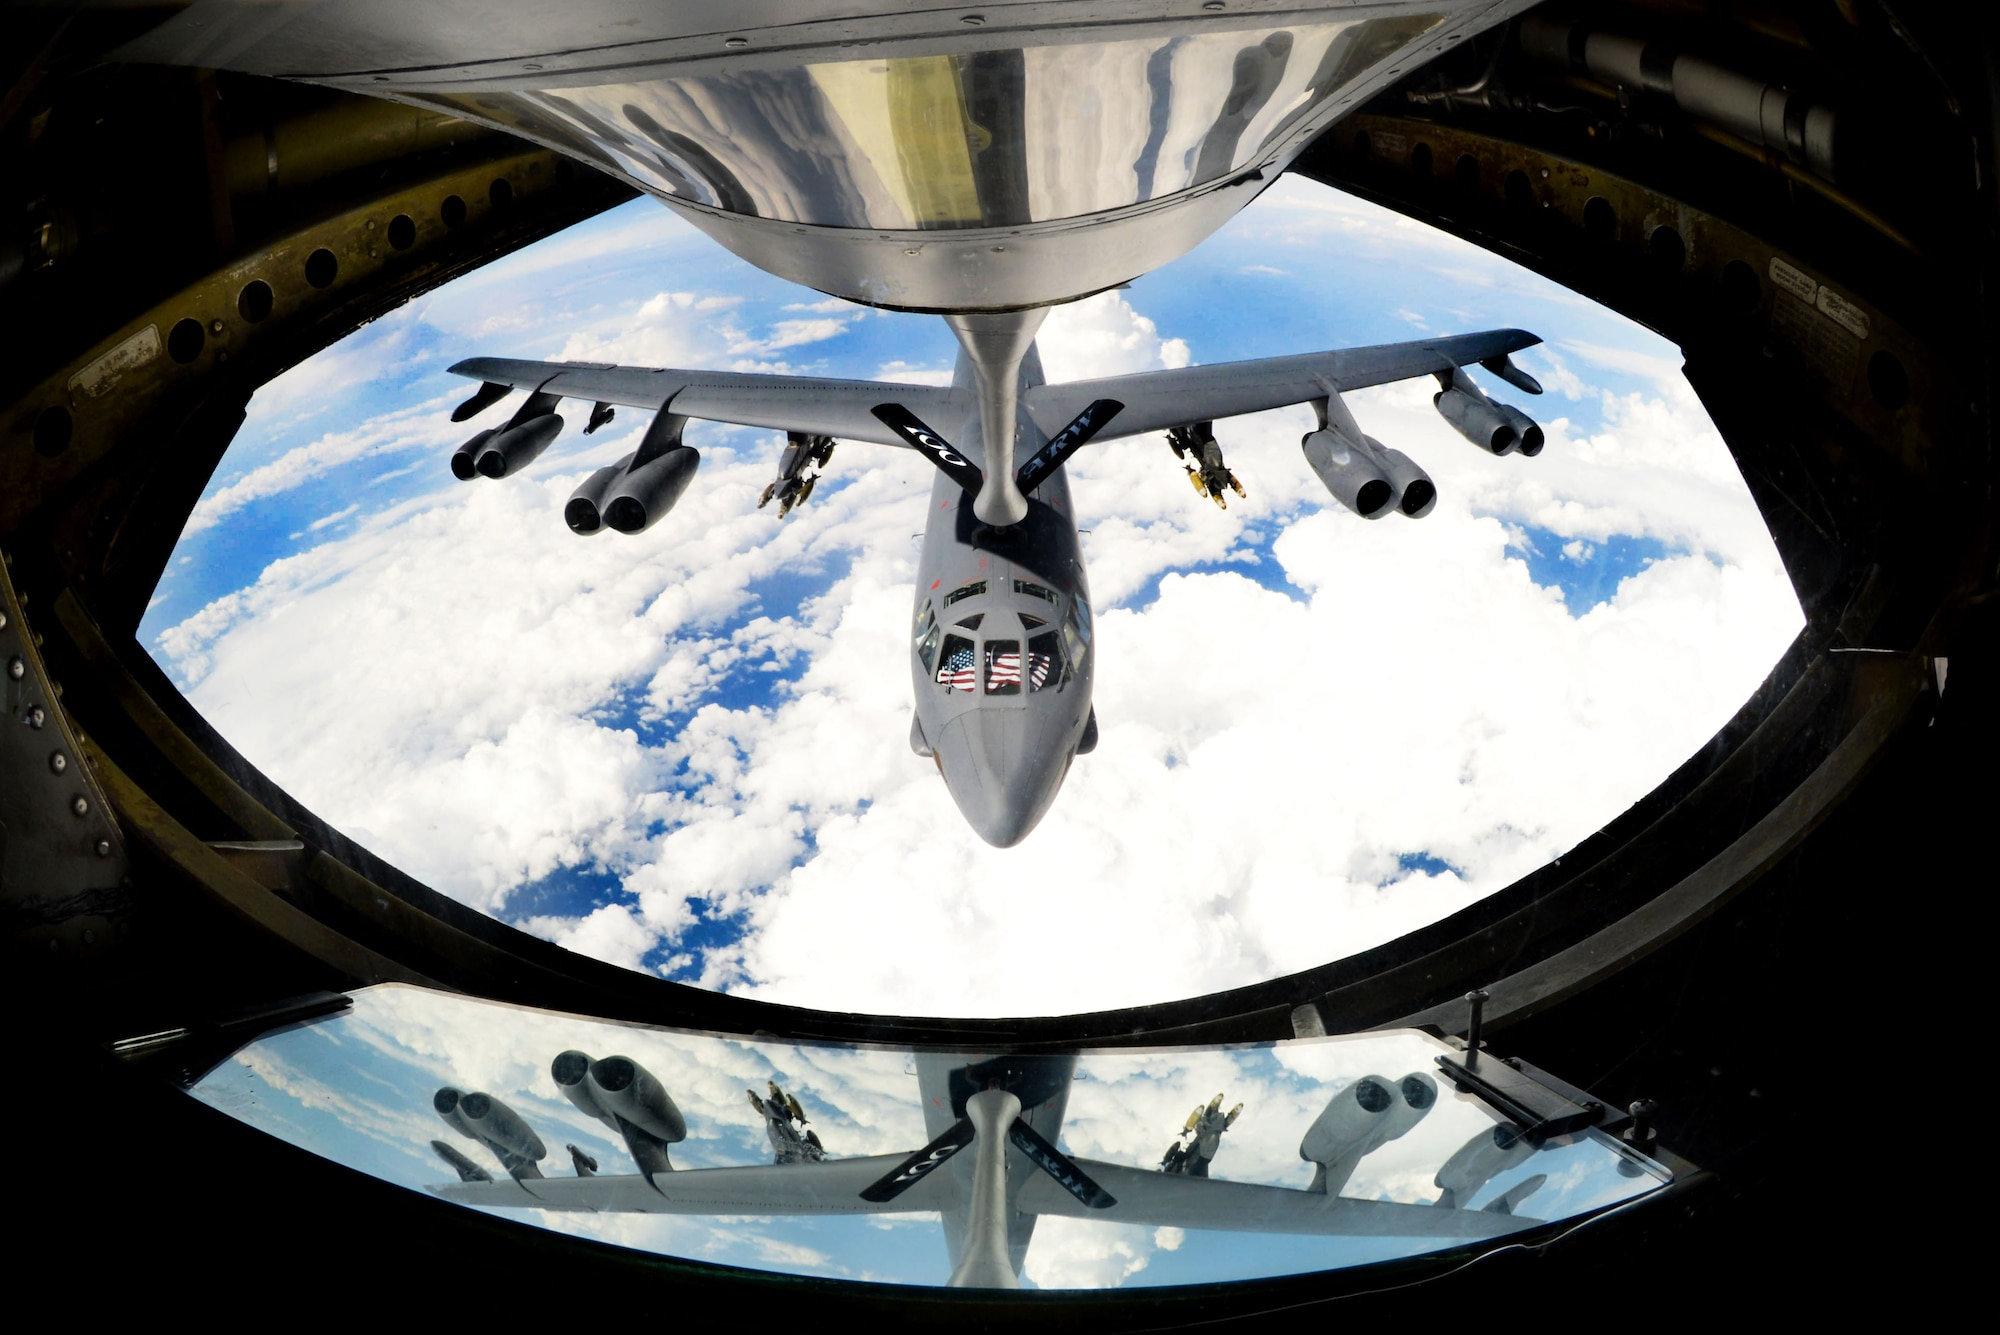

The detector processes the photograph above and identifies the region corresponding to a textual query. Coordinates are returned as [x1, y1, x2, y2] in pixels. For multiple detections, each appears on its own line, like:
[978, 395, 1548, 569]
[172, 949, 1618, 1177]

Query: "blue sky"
[143, 175, 1803, 1017]
[191, 983, 1667, 1288]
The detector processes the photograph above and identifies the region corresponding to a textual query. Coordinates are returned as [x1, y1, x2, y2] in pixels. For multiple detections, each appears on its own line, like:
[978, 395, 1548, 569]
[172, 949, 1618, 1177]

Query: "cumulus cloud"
[1038, 290, 1192, 379]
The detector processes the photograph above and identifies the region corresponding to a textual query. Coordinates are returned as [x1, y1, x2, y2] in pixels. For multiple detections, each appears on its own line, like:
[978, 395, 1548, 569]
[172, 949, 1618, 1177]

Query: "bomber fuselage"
[908, 349, 1095, 848]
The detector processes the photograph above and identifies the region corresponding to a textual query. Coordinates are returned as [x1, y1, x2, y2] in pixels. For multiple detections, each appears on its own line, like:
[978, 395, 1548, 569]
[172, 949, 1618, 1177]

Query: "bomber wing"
[450, 353, 964, 447]
[449, 356, 965, 448]
[1021, 329, 1543, 442]
[450, 328, 1536, 456]
[430, 1151, 961, 1215]
[1015, 1158, 1534, 1239]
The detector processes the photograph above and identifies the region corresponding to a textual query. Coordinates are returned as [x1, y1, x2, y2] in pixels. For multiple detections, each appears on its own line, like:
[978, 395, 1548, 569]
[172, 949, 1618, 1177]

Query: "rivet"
[1203, 1, 1226, 8]
[724, 36, 748, 48]
[0, 610, 7, 629]
[47, 939, 58, 953]
[365, 219, 375, 230]
[28, 705, 46, 728]
[990, 245, 1006, 252]
[6, 656, 22, 680]
[961, 12, 985, 23]
[210, 319, 224, 334]
[904, 248, 921, 255]
[95, 839, 112, 857]
[83, 929, 95, 945]
[71, 795, 89, 817]
[50, 751, 67, 775]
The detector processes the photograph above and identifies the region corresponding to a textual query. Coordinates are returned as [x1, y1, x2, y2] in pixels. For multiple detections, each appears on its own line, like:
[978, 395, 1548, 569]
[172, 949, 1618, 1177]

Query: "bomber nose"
[932, 708, 1073, 848]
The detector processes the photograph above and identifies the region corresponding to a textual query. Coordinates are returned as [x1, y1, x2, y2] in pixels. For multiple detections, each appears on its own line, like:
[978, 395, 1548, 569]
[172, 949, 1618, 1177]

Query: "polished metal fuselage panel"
[117, 1, 1538, 308]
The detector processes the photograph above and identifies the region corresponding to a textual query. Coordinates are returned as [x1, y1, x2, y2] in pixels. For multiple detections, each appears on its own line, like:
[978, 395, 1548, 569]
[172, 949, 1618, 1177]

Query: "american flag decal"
[1029, 652, 1053, 689]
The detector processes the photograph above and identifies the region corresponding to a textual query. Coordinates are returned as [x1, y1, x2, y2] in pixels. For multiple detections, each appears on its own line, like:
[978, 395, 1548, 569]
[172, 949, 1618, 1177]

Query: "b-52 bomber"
[444, 322, 1547, 846]
[428, 1048, 1548, 1289]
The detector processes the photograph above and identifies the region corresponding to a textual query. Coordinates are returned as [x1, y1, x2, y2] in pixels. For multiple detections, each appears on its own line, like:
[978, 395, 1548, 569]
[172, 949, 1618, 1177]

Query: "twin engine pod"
[1298, 1071, 1438, 1196]
[566, 409, 699, 536]
[1433, 367, 1544, 457]
[452, 389, 568, 480]
[434, 1086, 548, 1179]
[447, 389, 699, 536]
[1301, 428, 1437, 520]
[567, 447, 700, 535]
[552, 1049, 686, 1177]
[1302, 388, 1436, 521]
[1433, 1121, 1535, 1210]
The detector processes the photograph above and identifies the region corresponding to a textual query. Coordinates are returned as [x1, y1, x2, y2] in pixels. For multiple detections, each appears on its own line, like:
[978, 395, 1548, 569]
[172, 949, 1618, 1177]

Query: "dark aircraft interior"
[1, 0, 1987, 1318]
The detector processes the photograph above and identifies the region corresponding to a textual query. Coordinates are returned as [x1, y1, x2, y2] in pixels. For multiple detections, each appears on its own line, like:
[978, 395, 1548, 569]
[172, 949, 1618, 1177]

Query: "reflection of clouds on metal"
[192, 984, 1671, 1290]
[119, 1, 1509, 309]
[424, 21, 1424, 231]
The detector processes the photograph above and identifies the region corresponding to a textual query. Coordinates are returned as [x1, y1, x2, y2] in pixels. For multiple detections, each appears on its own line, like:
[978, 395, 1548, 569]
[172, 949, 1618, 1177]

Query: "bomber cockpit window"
[1061, 600, 1090, 677]
[915, 604, 941, 674]
[936, 634, 976, 692]
[943, 580, 986, 608]
[985, 640, 1022, 695]
[1027, 631, 1061, 691]
[954, 613, 984, 630]
[1020, 613, 1047, 629]
[1014, 579, 1058, 606]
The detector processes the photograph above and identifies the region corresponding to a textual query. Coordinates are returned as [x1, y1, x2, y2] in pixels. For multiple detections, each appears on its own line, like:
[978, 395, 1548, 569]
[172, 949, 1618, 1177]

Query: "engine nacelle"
[1301, 429, 1394, 519]
[1373, 442, 1436, 518]
[564, 454, 636, 535]
[587, 1055, 687, 1143]
[1299, 1072, 1437, 1195]
[603, 447, 700, 534]
[1493, 402, 1545, 456]
[1433, 1122, 1535, 1210]
[475, 413, 563, 478]
[555, 1049, 682, 1178]
[435, 1086, 547, 1177]
[552, 1048, 609, 1119]
[1434, 388, 1518, 455]
[450, 429, 497, 480]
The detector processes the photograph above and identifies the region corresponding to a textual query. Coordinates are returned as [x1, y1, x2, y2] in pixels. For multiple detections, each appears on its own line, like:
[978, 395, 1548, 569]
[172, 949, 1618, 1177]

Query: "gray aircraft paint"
[908, 343, 1095, 847]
